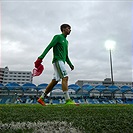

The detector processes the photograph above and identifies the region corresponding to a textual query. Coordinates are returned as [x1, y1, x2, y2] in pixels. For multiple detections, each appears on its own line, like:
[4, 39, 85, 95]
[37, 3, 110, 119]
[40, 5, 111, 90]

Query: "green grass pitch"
[0, 104, 133, 133]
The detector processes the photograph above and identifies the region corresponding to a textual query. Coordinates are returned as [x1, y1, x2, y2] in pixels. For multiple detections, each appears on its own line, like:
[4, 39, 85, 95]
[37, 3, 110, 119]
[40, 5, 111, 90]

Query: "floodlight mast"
[109, 49, 114, 85]
[105, 40, 116, 85]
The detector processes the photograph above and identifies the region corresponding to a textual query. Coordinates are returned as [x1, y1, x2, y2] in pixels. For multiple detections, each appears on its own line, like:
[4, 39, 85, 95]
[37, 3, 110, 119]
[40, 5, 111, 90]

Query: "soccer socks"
[38, 92, 47, 106]
[40, 92, 47, 99]
[41, 91, 70, 101]
[64, 91, 70, 100]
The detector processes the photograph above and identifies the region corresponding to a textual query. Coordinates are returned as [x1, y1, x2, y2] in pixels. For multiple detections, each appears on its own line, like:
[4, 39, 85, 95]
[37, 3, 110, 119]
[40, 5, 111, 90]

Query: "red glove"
[32, 64, 44, 77]
[34, 58, 42, 68]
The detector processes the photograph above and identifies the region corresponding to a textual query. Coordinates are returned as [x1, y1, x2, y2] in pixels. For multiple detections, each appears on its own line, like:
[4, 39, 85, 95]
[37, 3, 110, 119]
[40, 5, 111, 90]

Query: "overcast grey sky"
[1, 0, 132, 85]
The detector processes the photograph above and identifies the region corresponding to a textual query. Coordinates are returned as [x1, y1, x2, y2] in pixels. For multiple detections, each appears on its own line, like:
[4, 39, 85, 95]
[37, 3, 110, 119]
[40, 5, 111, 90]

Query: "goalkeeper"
[35, 24, 75, 105]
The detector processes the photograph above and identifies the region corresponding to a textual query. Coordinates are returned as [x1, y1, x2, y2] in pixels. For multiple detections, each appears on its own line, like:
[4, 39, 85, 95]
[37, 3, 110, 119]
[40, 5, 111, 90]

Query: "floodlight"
[105, 40, 116, 50]
[105, 40, 116, 85]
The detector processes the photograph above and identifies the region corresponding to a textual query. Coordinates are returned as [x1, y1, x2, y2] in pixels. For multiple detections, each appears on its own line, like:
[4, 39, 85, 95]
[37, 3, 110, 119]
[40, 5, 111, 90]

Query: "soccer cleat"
[37, 97, 46, 106]
[65, 99, 76, 105]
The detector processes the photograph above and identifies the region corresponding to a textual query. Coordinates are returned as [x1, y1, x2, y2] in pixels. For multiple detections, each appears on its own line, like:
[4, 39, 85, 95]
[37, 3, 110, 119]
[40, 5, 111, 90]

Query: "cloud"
[1, 1, 132, 85]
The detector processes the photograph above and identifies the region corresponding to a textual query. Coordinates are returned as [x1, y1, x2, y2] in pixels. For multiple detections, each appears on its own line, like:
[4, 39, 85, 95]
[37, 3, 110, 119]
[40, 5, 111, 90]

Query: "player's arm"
[35, 35, 59, 68]
[66, 55, 74, 70]
[38, 35, 59, 59]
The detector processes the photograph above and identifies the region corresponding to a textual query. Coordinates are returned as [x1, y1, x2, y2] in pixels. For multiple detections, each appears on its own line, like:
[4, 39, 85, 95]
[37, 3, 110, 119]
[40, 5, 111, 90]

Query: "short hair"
[60, 24, 71, 32]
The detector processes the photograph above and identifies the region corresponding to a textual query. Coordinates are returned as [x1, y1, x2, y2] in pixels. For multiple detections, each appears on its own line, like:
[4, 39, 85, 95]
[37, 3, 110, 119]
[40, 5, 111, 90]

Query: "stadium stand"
[0, 82, 133, 104]
[0, 95, 17, 104]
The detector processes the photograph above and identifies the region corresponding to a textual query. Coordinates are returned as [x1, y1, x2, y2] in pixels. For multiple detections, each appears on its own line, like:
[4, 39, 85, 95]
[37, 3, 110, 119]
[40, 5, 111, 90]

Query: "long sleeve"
[66, 54, 73, 67]
[38, 35, 59, 59]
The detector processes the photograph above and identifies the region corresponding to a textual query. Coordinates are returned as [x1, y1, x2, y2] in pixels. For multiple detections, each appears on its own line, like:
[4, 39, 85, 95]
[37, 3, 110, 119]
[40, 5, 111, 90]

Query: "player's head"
[60, 24, 71, 35]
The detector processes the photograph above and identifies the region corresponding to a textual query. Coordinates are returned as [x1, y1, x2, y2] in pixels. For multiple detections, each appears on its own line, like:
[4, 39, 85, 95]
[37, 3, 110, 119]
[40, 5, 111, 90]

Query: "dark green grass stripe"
[0, 104, 133, 133]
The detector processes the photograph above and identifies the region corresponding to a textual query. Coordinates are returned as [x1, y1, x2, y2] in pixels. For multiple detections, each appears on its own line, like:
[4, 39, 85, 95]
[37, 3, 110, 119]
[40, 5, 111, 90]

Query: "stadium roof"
[37, 83, 48, 90]
[120, 86, 132, 93]
[0, 83, 133, 95]
[81, 84, 94, 92]
[22, 83, 36, 90]
[5, 82, 21, 90]
[95, 85, 106, 92]
[68, 84, 80, 91]
[53, 84, 62, 90]
[108, 85, 120, 92]
[0, 83, 4, 88]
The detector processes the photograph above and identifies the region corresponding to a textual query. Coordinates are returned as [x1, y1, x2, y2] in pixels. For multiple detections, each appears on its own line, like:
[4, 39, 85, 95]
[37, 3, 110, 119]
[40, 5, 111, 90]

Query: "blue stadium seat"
[52, 99, 60, 104]
[26, 98, 31, 104]
[0, 98, 2, 103]
[74, 98, 79, 103]
[0, 97, 12, 104]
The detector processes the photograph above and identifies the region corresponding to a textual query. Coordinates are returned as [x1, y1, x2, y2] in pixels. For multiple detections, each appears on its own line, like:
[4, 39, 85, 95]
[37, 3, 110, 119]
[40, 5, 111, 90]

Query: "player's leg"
[62, 76, 70, 99]
[62, 76, 75, 104]
[45, 79, 58, 94]
[62, 76, 68, 92]
[55, 61, 75, 104]
[38, 62, 60, 106]
[37, 79, 58, 106]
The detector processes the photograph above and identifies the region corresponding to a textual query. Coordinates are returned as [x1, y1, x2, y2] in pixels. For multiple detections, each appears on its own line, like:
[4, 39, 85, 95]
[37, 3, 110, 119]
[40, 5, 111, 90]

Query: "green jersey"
[38, 34, 73, 67]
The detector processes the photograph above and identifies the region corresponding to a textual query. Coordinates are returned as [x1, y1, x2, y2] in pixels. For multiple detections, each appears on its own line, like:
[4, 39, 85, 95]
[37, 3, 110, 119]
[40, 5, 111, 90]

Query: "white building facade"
[0, 67, 33, 85]
[75, 78, 132, 87]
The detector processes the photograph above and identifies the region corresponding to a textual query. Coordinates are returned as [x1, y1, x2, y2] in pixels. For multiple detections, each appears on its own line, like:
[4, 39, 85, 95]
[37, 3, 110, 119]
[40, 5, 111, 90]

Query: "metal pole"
[109, 49, 114, 85]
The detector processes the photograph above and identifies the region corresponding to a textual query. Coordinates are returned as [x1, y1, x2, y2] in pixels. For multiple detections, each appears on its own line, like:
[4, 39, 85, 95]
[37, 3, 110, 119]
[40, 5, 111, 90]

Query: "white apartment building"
[0, 67, 33, 85]
[75, 78, 132, 87]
